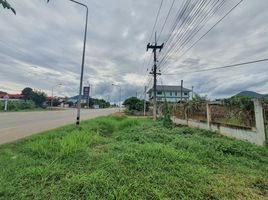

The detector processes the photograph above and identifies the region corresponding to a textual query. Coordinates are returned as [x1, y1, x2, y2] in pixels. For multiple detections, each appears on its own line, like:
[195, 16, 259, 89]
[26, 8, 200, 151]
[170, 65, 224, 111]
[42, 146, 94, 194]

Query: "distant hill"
[234, 91, 263, 98]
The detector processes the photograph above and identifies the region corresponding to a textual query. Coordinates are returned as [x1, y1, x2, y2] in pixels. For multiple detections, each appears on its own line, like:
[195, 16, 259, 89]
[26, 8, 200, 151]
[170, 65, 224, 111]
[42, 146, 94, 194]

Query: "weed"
[0, 116, 267, 199]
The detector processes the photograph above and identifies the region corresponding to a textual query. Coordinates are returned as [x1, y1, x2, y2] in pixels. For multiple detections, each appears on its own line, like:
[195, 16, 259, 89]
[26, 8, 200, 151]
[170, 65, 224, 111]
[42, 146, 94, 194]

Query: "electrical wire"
[157, 0, 176, 42]
[161, 58, 268, 75]
[161, 0, 243, 73]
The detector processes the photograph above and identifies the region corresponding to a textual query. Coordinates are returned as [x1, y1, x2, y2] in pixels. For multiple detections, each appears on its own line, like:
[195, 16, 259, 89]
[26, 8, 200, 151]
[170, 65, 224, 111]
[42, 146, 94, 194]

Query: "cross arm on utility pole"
[149, 71, 161, 75]
[146, 43, 164, 52]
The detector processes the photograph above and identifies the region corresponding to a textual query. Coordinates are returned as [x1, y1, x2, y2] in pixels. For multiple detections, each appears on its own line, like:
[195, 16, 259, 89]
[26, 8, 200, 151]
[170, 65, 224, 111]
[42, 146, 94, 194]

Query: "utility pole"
[191, 85, 194, 99]
[87, 84, 91, 109]
[147, 32, 164, 120]
[144, 86, 147, 116]
[112, 84, 121, 112]
[180, 80, 183, 105]
[4, 95, 9, 111]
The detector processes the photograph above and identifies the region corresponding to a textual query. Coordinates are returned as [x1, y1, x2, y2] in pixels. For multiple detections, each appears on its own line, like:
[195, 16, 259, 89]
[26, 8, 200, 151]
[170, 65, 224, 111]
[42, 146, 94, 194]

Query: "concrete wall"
[172, 99, 266, 146]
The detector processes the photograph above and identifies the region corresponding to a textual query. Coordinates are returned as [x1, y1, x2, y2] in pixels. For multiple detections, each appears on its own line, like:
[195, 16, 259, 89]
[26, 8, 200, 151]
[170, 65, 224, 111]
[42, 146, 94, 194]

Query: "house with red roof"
[0, 94, 24, 100]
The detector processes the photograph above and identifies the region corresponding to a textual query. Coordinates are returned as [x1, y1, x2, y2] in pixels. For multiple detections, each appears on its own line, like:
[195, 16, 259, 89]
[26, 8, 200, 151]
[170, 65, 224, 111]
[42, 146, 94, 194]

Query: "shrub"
[163, 99, 173, 128]
[0, 100, 36, 111]
[123, 97, 149, 112]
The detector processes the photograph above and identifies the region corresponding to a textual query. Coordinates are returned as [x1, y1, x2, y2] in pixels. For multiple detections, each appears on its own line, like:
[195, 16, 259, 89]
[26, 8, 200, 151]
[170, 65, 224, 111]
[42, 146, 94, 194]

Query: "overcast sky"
[0, 0, 268, 101]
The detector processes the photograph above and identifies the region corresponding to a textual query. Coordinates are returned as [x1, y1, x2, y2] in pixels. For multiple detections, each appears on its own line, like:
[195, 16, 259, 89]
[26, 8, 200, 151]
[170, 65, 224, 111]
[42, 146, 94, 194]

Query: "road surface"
[0, 108, 118, 145]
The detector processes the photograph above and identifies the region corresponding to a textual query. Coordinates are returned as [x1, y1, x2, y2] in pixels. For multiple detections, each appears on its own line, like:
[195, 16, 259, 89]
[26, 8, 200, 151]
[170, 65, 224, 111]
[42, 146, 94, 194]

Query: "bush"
[123, 97, 149, 113]
[0, 100, 36, 111]
[163, 99, 173, 128]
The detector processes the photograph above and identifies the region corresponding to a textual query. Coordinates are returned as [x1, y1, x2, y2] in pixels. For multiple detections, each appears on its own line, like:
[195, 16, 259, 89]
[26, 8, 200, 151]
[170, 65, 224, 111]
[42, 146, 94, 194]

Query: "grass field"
[0, 116, 267, 199]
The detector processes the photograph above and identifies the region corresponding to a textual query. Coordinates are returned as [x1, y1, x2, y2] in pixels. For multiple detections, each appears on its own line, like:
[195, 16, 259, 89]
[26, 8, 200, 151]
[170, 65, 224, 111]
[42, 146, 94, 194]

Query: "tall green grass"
[0, 116, 267, 199]
[0, 100, 36, 111]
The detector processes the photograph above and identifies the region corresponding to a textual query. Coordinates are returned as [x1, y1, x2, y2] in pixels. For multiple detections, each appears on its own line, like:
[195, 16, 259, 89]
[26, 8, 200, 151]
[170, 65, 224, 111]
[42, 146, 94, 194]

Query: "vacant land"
[0, 116, 267, 199]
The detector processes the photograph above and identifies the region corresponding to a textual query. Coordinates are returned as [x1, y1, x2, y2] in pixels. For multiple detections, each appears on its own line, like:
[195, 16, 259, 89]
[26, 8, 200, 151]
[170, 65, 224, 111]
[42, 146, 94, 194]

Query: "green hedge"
[0, 100, 36, 111]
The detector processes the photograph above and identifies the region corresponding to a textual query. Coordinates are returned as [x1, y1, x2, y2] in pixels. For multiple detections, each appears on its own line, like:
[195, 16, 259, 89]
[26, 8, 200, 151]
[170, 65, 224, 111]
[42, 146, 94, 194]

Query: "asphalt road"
[0, 108, 118, 145]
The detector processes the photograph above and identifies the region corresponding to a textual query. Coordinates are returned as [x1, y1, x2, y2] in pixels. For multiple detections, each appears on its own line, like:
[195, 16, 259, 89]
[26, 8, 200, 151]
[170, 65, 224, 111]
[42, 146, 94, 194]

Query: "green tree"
[0, 91, 7, 94]
[87, 98, 110, 108]
[21, 87, 47, 107]
[0, 0, 16, 14]
[21, 87, 33, 100]
[123, 97, 149, 112]
[31, 91, 47, 107]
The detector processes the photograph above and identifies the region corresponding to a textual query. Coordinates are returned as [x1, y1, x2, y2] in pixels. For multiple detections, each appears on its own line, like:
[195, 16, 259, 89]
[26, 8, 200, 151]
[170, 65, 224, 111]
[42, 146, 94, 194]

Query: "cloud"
[0, 0, 268, 102]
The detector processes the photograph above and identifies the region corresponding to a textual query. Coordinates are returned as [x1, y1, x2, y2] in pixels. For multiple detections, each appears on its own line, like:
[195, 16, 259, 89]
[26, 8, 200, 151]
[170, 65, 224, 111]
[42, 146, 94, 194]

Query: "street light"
[48, 0, 88, 125]
[71, 0, 88, 126]
[68, 0, 89, 125]
[112, 84, 121, 112]
[51, 83, 62, 107]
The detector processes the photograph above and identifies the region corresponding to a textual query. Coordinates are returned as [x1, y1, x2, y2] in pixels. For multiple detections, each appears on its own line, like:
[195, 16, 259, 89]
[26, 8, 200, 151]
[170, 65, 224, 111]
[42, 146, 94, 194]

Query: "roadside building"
[0, 94, 24, 100]
[147, 85, 191, 103]
[68, 95, 88, 105]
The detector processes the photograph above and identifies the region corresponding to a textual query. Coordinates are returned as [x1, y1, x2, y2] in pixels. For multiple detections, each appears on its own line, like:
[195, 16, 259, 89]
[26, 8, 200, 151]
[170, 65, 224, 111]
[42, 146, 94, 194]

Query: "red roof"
[0, 94, 24, 98]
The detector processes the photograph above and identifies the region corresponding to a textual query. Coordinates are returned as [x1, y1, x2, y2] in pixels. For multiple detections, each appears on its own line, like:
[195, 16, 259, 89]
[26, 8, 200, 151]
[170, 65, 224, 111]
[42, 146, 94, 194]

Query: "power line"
[162, 58, 268, 75]
[157, 0, 176, 42]
[162, 0, 194, 52]
[165, 0, 243, 69]
[140, 0, 164, 96]
[160, 0, 223, 67]
[148, 0, 164, 43]
[158, 0, 218, 69]
[159, 0, 227, 72]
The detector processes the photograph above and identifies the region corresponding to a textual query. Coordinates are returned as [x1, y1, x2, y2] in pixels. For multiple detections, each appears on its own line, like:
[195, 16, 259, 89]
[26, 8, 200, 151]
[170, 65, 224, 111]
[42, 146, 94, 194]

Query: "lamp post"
[51, 83, 62, 107]
[66, 0, 89, 125]
[48, 0, 88, 124]
[112, 84, 121, 112]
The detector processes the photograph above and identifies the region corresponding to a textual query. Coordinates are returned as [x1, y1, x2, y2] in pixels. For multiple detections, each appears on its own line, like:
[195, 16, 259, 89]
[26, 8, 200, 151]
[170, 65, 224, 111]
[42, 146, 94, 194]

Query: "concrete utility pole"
[191, 85, 194, 99]
[112, 84, 121, 112]
[4, 95, 9, 111]
[147, 32, 164, 120]
[180, 80, 183, 105]
[144, 86, 147, 116]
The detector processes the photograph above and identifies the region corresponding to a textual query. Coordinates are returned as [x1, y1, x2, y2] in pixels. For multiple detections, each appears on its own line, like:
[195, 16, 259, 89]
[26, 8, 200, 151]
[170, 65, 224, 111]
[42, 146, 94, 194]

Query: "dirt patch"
[111, 112, 125, 116]
[93, 145, 105, 154]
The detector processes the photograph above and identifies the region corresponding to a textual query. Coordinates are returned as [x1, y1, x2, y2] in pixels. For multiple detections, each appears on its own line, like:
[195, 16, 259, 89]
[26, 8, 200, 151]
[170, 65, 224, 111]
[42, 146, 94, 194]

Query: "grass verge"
[0, 108, 47, 113]
[0, 116, 267, 199]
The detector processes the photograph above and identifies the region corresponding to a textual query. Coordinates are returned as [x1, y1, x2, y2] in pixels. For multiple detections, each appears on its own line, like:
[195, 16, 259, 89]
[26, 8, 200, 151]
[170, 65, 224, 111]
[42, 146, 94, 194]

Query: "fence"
[263, 104, 268, 144]
[171, 99, 266, 146]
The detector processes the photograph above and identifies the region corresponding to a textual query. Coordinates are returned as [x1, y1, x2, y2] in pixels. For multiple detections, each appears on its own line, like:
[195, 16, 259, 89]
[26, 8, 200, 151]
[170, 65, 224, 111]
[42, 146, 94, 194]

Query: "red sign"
[83, 86, 90, 98]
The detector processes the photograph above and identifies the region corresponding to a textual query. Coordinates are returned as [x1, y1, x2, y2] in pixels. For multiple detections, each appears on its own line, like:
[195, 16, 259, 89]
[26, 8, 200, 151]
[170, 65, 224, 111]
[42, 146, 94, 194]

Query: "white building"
[148, 85, 191, 103]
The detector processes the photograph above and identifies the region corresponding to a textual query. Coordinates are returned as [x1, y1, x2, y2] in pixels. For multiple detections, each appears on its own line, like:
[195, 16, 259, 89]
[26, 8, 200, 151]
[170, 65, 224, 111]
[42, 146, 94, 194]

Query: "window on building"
[175, 92, 177, 96]
[170, 92, 172, 96]
[157, 91, 162, 95]
[184, 92, 188, 96]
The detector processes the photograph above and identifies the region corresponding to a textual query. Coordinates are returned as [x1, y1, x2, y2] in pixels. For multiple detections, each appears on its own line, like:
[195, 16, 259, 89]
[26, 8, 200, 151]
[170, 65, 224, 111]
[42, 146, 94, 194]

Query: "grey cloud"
[0, 0, 268, 100]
